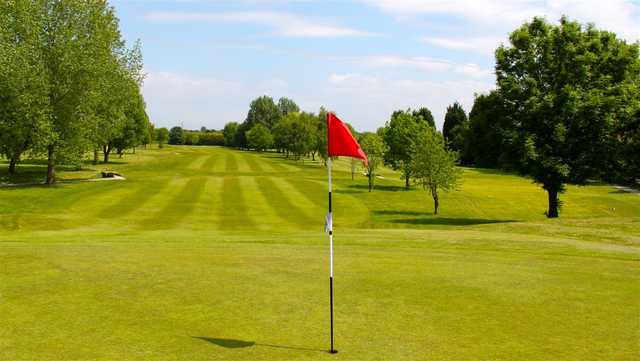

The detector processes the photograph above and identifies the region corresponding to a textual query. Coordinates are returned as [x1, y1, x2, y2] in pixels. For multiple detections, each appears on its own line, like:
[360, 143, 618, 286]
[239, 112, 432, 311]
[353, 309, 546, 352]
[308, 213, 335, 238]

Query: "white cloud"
[144, 11, 377, 38]
[142, 71, 292, 129]
[363, 0, 640, 42]
[421, 36, 504, 55]
[323, 73, 494, 130]
[355, 55, 492, 78]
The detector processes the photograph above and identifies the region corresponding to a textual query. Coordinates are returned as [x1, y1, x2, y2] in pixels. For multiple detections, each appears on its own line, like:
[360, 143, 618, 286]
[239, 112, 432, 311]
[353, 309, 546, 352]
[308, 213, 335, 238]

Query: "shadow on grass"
[192, 337, 326, 353]
[348, 184, 408, 192]
[388, 217, 517, 226]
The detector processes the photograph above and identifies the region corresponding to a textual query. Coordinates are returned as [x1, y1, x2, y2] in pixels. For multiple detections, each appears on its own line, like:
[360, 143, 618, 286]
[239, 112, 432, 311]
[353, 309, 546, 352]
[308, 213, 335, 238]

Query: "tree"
[412, 107, 435, 128]
[442, 102, 467, 144]
[223, 122, 238, 146]
[0, 3, 50, 175]
[382, 110, 429, 188]
[315, 107, 329, 164]
[359, 133, 386, 192]
[40, 0, 126, 183]
[246, 123, 273, 152]
[495, 17, 640, 217]
[246, 95, 281, 129]
[169, 126, 184, 145]
[410, 127, 462, 215]
[277, 97, 300, 117]
[155, 128, 169, 148]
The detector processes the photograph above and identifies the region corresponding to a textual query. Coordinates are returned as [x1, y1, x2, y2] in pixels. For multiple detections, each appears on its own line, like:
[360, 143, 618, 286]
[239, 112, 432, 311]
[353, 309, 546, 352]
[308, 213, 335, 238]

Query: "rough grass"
[0, 146, 638, 360]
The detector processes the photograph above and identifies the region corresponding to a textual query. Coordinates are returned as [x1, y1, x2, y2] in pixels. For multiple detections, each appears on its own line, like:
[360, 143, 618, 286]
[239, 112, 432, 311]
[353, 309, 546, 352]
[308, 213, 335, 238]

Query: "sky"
[110, 0, 640, 131]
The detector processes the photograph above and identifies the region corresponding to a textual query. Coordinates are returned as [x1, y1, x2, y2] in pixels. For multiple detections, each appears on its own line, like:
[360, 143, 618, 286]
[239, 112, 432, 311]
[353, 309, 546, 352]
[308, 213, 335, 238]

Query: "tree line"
[0, 0, 152, 183]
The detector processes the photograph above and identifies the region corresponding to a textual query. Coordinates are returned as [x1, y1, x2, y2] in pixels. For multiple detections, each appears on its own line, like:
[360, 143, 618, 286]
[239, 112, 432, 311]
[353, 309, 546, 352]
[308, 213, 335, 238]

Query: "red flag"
[327, 113, 368, 165]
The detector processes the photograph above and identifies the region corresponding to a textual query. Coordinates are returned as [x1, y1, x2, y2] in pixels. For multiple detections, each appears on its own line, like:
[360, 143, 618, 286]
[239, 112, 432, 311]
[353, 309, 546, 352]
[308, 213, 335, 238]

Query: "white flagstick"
[327, 156, 337, 354]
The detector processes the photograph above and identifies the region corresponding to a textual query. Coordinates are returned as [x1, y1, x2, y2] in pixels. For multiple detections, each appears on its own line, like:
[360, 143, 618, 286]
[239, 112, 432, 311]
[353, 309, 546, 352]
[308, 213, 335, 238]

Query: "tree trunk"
[93, 149, 99, 165]
[103, 144, 111, 163]
[311, 151, 315, 161]
[8, 157, 17, 175]
[351, 169, 354, 181]
[431, 186, 439, 215]
[46, 145, 56, 185]
[368, 173, 373, 192]
[547, 188, 559, 218]
[405, 174, 410, 189]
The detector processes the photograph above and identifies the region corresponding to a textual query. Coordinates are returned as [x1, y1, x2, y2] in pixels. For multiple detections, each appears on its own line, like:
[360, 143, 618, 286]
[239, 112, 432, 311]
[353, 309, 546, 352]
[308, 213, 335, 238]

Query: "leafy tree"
[410, 127, 462, 215]
[233, 122, 250, 149]
[223, 122, 238, 146]
[315, 107, 329, 163]
[442, 102, 467, 144]
[155, 128, 169, 148]
[246, 123, 273, 152]
[412, 107, 435, 128]
[382, 110, 429, 188]
[359, 132, 386, 192]
[0, 3, 50, 174]
[169, 126, 184, 145]
[246, 95, 281, 129]
[40, 0, 126, 183]
[277, 97, 300, 117]
[495, 17, 639, 217]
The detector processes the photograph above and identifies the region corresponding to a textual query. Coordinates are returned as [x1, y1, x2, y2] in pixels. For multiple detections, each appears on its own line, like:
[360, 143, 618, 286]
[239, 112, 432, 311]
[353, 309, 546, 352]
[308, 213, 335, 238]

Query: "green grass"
[1, 146, 639, 360]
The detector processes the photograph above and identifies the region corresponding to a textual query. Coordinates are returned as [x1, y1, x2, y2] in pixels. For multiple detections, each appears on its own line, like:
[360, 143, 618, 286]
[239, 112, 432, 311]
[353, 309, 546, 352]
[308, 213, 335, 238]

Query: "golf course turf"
[1, 146, 638, 360]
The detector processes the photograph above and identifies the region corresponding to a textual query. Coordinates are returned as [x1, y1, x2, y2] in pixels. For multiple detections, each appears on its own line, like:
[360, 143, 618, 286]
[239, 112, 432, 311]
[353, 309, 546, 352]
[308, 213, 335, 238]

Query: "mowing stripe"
[187, 155, 209, 170]
[202, 154, 217, 172]
[255, 176, 316, 228]
[137, 177, 207, 230]
[239, 176, 285, 230]
[225, 153, 238, 173]
[219, 176, 256, 230]
[96, 178, 170, 220]
[194, 176, 223, 230]
[243, 154, 265, 173]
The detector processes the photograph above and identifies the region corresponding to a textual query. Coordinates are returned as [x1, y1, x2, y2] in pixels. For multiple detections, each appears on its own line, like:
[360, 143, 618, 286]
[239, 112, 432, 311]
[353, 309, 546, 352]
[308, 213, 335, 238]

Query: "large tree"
[246, 123, 273, 152]
[381, 110, 429, 188]
[496, 17, 640, 218]
[0, 1, 50, 175]
[277, 97, 300, 117]
[442, 102, 467, 143]
[246, 95, 281, 129]
[223, 122, 238, 147]
[410, 127, 462, 215]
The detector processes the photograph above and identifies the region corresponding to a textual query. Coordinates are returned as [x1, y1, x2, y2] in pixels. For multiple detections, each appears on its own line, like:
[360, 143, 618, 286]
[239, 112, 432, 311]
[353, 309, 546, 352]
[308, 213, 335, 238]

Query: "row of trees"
[222, 95, 460, 214]
[0, 0, 152, 183]
[166, 127, 225, 146]
[440, 17, 640, 217]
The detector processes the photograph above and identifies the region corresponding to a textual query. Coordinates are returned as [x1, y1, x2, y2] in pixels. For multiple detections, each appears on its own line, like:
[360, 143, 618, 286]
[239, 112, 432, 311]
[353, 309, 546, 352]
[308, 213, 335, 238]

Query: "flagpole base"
[329, 350, 338, 354]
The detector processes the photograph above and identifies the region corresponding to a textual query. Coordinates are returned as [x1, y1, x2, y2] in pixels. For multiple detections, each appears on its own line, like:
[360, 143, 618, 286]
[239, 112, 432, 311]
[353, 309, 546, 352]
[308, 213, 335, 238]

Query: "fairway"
[1, 146, 639, 360]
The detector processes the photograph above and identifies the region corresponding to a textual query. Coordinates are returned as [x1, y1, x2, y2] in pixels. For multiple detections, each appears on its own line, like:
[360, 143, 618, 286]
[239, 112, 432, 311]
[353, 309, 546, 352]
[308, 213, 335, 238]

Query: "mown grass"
[0, 146, 639, 360]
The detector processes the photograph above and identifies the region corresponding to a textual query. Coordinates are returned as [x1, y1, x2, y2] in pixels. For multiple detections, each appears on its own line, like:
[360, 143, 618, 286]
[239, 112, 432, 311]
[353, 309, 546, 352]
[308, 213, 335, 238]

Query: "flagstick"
[328, 156, 337, 354]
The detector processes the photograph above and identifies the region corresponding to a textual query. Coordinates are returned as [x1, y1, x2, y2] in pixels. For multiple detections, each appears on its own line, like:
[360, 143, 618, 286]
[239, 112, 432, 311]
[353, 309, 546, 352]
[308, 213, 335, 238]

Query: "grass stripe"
[96, 179, 170, 220]
[219, 176, 255, 230]
[138, 177, 206, 230]
[255, 176, 316, 228]
[243, 154, 265, 173]
[225, 153, 238, 173]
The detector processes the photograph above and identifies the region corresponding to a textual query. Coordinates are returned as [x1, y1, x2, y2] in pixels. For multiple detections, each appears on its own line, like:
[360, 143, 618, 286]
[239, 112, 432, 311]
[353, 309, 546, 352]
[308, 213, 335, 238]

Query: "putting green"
[1, 146, 638, 360]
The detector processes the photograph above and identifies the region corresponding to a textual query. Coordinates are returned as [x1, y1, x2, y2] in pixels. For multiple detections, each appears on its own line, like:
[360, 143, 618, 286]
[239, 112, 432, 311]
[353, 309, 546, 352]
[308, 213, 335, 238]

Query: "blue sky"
[111, 0, 640, 131]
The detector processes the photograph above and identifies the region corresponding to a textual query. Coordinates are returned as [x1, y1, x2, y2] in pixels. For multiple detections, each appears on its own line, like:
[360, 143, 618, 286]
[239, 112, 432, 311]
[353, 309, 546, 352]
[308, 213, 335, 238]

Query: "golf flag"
[325, 112, 367, 354]
[327, 113, 368, 165]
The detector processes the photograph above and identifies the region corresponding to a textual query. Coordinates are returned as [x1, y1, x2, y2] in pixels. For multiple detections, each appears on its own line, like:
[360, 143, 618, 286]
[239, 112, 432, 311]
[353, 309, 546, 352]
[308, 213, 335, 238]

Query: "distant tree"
[277, 97, 300, 117]
[410, 127, 462, 215]
[412, 107, 435, 128]
[233, 122, 250, 149]
[169, 126, 184, 145]
[200, 126, 207, 132]
[382, 110, 429, 188]
[223, 122, 239, 147]
[495, 16, 639, 217]
[359, 132, 386, 192]
[315, 107, 329, 163]
[442, 102, 467, 144]
[350, 158, 360, 180]
[155, 128, 169, 148]
[246, 95, 281, 129]
[183, 132, 200, 145]
[246, 123, 273, 152]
